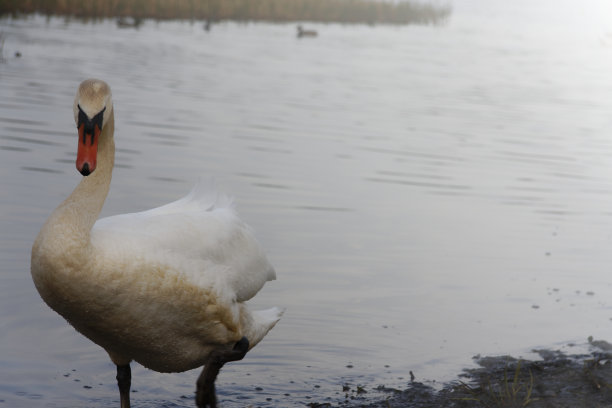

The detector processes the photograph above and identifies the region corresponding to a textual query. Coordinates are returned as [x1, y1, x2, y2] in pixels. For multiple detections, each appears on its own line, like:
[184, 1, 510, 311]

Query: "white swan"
[31, 79, 282, 408]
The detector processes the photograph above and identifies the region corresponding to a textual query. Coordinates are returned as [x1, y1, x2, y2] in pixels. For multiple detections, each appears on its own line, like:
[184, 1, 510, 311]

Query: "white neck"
[37, 112, 115, 253]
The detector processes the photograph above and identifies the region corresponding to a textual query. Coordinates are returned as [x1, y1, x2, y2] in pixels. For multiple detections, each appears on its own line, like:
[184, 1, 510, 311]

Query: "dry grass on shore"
[0, 0, 451, 25]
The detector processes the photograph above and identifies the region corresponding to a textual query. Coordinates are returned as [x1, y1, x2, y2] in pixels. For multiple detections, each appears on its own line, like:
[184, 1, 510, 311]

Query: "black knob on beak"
[80, 162, 91, 176]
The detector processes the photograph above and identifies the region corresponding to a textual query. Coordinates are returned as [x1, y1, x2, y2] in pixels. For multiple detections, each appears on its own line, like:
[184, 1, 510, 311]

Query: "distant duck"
[117, 17, 143, 29]
[297, 25, 317, 38]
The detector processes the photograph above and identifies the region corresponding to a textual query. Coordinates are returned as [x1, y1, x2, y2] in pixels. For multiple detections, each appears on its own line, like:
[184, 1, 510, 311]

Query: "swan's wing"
[91, 181, 276, 302]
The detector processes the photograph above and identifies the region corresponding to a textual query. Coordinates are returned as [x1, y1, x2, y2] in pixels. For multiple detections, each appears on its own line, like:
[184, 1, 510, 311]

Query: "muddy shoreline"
[314, 338, 612, 408]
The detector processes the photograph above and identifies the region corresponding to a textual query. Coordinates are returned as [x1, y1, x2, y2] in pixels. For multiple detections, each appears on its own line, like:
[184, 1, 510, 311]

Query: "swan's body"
[31, 79, 281, 407]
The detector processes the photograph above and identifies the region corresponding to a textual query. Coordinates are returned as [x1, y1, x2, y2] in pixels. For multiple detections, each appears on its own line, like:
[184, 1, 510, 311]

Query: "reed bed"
[0, 0, 451, 25]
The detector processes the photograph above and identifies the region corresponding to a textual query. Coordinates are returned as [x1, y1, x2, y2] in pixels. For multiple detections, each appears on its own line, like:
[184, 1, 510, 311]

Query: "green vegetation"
[0, 0, 451, 25]
[457, 360, 537, 407]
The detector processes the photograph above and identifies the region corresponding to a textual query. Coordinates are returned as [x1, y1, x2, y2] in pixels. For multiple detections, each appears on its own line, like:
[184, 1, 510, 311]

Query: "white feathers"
[33, 79, 280, 375]
[144, 178, 235, 214]
[91, 179, 276, 302]
[254, 307, 285, 325]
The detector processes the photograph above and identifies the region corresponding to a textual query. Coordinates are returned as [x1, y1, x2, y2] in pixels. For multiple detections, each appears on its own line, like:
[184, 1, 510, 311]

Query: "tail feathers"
[245, 307, 284, 350]
[183, 178, 234, 211]
[254, 307, 284, 325]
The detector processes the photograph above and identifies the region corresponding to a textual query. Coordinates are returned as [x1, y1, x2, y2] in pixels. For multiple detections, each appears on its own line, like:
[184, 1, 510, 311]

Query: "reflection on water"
[3, 1, 612, 406]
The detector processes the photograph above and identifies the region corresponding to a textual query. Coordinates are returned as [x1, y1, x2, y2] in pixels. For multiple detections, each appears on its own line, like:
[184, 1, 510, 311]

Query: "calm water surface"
[3, 1, 612, 406]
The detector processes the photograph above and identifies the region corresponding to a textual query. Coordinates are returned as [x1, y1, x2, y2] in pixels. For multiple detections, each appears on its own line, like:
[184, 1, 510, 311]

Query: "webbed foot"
[195, 337, 250, 408]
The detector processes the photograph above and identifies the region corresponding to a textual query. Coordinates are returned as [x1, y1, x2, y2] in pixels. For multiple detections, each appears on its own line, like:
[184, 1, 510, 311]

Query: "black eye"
[93, 107, 106, 124]
[77, 105, 106, 128]
[77, 105, 88, 129]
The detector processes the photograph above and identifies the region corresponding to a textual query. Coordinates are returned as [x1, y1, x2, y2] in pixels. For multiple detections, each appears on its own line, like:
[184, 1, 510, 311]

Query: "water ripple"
[1, 135, 63, 146]
[0, 116, 47, 126]
[21, 166, 63, 174]
[4, 126, 68, 138]
[365, 177, 471, 192]
[126, 120, 200, 132]
[360, 146, 465, 163]
[149, 176, 183, 183]
[252, 182, 291, 190]
[0, 146, 30, 152]
[248, 145, 292, 154]
[293, 205, 353, 212]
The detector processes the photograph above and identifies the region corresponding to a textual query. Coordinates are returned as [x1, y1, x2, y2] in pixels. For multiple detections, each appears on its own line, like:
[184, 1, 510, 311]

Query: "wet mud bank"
[318, 339, 612, 408]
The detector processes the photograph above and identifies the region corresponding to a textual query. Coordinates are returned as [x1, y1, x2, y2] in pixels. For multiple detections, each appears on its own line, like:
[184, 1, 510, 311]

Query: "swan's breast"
[80, 254, 244, 372]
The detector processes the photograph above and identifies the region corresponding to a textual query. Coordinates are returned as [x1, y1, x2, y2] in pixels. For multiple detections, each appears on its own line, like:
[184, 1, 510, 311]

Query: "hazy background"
[2, 0, 612, 406]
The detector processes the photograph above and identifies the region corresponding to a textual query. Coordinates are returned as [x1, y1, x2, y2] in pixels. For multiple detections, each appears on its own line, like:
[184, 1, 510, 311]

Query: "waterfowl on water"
[297, 25, 318, 38]
[31, 79, 282, 408]
[116, 17, 143, 29]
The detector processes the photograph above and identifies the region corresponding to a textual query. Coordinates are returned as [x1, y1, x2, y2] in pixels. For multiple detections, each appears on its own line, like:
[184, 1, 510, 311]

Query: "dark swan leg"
[196, 337, 250, 408]
[116, 364, 131, 408]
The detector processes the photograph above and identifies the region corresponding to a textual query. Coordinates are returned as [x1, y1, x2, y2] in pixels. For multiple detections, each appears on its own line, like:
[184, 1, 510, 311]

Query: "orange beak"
[75, 105, 105, 176]
[76, 122, 100, 176]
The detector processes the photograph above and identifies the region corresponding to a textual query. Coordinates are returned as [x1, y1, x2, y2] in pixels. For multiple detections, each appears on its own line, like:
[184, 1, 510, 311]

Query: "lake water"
[3, 1, 612, 406]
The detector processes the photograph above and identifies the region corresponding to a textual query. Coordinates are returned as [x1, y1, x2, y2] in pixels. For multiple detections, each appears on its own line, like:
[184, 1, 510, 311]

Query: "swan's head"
[73, 79, 113, 176]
